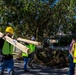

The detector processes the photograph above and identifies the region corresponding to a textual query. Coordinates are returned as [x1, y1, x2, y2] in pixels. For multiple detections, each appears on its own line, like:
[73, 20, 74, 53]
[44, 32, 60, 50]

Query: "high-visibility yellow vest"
[29, 44, 36, 54]
[2, 41, 13, 55]
[22, 52, 28, 57]
[22, 45, 29, 57]
[22, 44, 36, 57]
[73, 43, 76, 63]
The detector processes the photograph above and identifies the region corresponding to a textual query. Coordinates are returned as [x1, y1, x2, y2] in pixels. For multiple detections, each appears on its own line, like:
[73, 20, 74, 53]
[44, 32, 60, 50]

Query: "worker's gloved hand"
[12, 39, 17, 44]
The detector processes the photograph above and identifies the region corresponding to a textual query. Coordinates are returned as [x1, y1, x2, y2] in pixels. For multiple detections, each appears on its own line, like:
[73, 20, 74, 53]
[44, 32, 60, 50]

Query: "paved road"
[4, 59, 68, 75]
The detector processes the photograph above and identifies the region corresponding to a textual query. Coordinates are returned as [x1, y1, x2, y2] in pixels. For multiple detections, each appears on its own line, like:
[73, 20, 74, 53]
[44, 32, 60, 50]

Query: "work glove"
[12, 39, 17, 45]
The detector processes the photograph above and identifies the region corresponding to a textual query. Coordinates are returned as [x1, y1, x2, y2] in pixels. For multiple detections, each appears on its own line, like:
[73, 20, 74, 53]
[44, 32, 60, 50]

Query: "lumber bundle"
[0, 32, 29, 54]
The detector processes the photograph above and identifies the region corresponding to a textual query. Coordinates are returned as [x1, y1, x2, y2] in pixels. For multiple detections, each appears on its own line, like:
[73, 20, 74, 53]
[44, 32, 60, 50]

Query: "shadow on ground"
[4, 59, 68, 75]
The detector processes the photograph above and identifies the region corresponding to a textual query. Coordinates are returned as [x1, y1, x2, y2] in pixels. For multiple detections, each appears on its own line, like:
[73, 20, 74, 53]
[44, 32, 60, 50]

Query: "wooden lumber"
[17, 38, 41, 46]
[0, 32, 29, 54]
[49, 39, 58, 43]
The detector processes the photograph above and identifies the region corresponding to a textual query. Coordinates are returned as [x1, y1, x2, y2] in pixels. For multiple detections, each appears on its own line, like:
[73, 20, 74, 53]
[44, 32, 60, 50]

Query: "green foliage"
[36, 48, 69, 68]
[0, 0, 76, 41]
[53, 35, 76, 46]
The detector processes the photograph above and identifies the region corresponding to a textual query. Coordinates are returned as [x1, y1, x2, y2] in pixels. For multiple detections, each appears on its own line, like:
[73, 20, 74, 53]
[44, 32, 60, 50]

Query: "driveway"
[3, 59, 68, 75]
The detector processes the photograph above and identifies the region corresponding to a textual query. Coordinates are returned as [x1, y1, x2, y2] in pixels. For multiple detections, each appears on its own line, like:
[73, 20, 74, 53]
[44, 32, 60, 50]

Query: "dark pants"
[0, 58, 14, 74]
[28, 52, 34, 66]
[68, 54, 75, 75]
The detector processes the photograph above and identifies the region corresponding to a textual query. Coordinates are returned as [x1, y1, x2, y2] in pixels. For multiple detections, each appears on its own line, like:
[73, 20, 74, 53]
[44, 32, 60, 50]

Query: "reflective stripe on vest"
[73, 43, 76, 63]
[2, 41, 13, 55]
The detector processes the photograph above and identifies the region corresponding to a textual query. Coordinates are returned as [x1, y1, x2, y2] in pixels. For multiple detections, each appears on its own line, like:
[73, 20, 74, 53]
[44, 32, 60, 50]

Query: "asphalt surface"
[3, 59, 68, 75]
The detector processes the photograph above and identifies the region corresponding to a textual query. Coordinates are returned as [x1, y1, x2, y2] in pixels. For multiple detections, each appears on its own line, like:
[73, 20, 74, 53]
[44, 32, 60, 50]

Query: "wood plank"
[17, 38, 41, 46]
[0, 32, 29, 54]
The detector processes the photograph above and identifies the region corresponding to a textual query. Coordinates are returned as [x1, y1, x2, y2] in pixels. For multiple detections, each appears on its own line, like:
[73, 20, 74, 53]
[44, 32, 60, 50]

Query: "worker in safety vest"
[22, 43, 30, 72]
[69, 39, 76, 75]
[0, 26, 15, 75]
[28, 37, 36, 69]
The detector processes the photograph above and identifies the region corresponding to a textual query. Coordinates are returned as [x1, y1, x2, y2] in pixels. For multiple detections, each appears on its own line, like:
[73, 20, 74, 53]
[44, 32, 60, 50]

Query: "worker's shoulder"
[73, 42, 76, 45]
